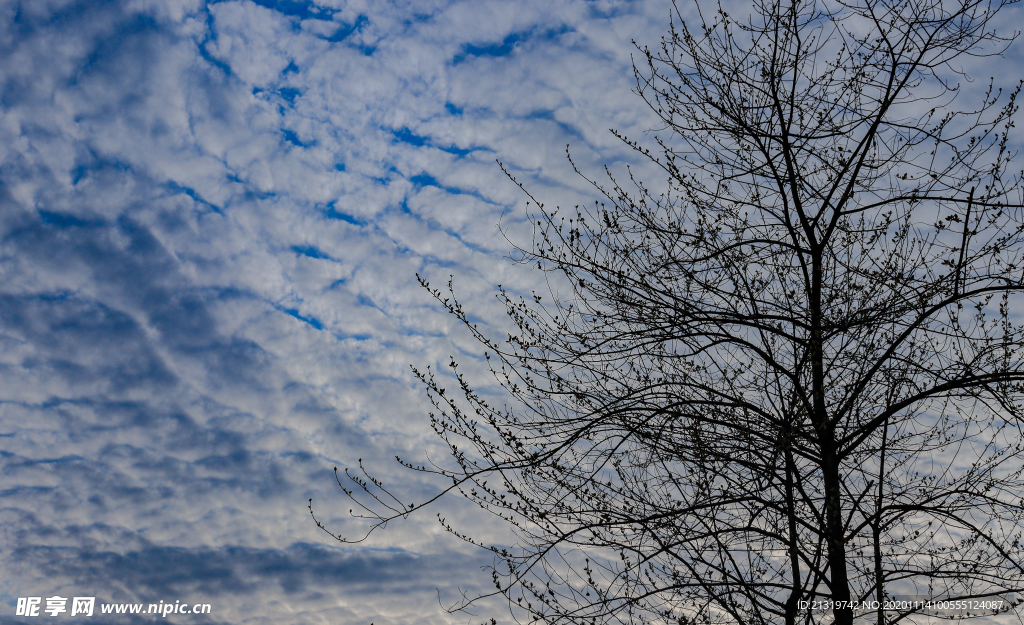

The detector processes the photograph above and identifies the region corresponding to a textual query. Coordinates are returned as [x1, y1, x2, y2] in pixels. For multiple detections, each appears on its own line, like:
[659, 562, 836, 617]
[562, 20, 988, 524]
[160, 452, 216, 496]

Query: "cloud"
[16, 542, 459, 597]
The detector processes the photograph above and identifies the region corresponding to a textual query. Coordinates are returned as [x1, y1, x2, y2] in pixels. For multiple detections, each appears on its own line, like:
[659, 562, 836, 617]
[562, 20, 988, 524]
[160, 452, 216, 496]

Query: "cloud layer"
[0, 0, 672, 622]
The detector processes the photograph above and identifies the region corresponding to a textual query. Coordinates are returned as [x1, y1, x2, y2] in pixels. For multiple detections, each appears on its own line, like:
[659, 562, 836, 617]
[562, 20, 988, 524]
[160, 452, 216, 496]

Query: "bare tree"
[312, 1, 1024, 624]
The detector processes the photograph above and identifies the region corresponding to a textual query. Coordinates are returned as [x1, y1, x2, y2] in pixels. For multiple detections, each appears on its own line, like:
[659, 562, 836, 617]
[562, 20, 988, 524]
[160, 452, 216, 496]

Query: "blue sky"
[3, 1, 1023, 624]
[0, 0, 669, 623]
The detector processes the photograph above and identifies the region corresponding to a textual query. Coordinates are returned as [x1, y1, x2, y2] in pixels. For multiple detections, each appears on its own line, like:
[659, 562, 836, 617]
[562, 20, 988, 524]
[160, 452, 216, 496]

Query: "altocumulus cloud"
[0, 0, 669, 623]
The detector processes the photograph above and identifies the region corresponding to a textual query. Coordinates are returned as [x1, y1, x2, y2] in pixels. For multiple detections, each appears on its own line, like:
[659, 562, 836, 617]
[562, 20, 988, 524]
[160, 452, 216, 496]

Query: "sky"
[2, 1, 1024, 625]
[0, 0, 671, 624]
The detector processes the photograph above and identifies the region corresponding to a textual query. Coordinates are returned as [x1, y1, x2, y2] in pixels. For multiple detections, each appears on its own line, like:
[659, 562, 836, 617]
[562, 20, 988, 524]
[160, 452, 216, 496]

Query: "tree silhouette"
[312, 1, 1024, 624]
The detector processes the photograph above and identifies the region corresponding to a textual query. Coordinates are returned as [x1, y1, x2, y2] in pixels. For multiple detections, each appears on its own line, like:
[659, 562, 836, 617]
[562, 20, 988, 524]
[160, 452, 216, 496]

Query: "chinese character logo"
[16, 597, 41, 617]
[44, 597, 68, 617]
[71, 597, 95, 617]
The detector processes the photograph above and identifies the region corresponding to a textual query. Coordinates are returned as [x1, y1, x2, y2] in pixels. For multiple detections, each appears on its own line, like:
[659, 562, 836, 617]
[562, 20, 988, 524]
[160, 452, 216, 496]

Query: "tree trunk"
[812, 255, 853, 625]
